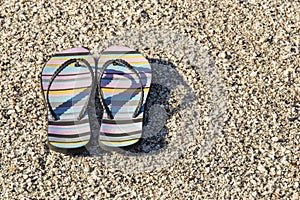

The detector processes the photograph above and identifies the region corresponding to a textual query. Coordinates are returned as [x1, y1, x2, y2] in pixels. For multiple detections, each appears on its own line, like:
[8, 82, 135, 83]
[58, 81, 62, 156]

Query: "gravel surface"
[0, 0, 299, 199]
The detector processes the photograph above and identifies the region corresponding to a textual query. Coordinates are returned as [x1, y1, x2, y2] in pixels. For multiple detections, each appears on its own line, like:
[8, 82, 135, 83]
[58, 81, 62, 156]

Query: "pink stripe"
[100, 91, 146, 96]
[100, 123, 142, 133]
[102, 73, 152, 79]
[46, 58, 94, 65]
[49, 127, 90, 135]
[46, 60, 65, 65]
[50, 103, 87, 110]
[104, 81, 151, 88]
[56, 47, 89, 54]
[100, 127, 141, 133]
[105, 46, 133, 52]
[56, 115, 86, 120]
[103, 81, 130, 88]
[102, 122, 142, 128]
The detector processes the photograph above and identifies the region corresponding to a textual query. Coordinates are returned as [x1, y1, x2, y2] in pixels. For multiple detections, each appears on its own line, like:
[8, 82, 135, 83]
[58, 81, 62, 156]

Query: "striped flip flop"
[98, 46, 152, 147]
[41, 47, 95, 152]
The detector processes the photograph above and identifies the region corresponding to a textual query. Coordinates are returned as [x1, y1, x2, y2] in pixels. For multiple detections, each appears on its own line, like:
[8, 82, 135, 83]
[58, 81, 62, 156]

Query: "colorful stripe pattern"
[41, 47, 94, 149]
[98, 46, 152, 147]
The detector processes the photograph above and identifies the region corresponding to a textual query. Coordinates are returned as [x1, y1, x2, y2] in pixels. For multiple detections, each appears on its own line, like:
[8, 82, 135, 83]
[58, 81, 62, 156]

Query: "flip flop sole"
[41, 47, 95, 150]
[98, 46, 152, 147]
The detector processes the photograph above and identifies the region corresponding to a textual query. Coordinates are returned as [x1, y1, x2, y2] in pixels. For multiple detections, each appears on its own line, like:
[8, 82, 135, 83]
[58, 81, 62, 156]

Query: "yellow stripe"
[99, 61, 149, 65]
[46, 63, 77, 67]
[102, 87, 150, 93]
[50, 140, 88, 145]
[100, 139, 139, 146]
[101, 55, 143, 58]
[51, 56, 93, 60]
[44, 87, 89, 95]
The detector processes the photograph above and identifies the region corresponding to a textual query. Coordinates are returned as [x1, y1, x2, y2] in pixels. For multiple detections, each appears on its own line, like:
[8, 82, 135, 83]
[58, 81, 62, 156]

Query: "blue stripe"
[104, 91, 142, 102]
[50, 143, 88, 148]
[99, 64, 150, 72]
[101, 75, 141, 88]
[102, 69, 151, 74]
[53, 89, 90, 119]
[49, 92, 89, 103]
[101, 70, 150, 86]
[53, 106, 84, 112]
[108, 105, 145, 115]
[103, 93, 147, 101]
[43, 66, 94, 74]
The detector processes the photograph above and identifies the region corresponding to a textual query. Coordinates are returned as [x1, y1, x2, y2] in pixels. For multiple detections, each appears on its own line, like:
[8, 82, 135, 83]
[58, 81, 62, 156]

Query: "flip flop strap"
[46, 58, 94, 120]
[98, 59, 144, 119]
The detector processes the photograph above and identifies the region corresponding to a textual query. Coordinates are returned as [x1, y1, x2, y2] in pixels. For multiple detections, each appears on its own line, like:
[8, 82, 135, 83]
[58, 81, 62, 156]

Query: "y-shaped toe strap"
[98, 59, 144, 120]
[46, 58, 95, 120]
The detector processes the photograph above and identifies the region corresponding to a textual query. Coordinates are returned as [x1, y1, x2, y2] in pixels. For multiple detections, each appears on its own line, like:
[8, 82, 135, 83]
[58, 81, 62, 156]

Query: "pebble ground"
[0, 0, 299, 199]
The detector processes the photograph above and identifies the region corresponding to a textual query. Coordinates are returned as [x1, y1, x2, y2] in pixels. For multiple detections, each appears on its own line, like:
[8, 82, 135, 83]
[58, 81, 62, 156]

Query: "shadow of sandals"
[87, 58, 200, 156]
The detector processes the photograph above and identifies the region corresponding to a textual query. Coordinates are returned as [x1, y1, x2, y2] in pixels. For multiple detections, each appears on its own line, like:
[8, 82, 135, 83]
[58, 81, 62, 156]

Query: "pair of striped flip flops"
[41, 46, 152, 152]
